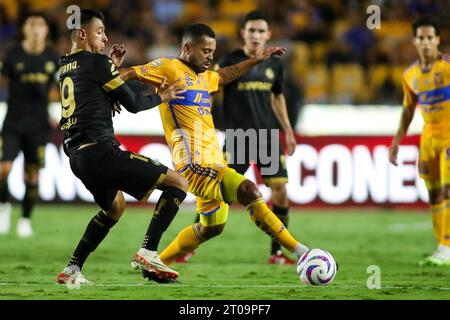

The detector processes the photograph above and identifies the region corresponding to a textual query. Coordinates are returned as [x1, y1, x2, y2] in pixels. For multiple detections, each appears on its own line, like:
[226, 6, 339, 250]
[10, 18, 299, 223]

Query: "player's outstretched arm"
[109, 81, 185, 114]
[217, 47, 286, 86]
[118, 67, 138, 81]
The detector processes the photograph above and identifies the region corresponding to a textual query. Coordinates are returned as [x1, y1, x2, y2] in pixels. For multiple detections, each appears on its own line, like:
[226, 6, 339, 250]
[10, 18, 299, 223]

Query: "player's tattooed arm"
[217, 61, 256, 85]
[109, 78, 185, 113]
[217, 47, 286, 86]
[218, 65, 240, 83]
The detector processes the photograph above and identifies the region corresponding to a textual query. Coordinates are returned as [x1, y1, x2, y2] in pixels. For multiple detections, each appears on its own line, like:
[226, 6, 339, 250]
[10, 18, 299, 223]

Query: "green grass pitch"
[0, 204, 449, 300]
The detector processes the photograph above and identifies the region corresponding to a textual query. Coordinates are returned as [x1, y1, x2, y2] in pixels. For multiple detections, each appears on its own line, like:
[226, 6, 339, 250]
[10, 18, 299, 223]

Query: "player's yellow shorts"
[178, 163, 247, 226]
[419, 132, 450, 190]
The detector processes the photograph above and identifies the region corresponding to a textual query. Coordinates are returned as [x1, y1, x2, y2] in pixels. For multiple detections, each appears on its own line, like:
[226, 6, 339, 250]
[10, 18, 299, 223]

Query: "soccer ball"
[296, 248, 337, 286]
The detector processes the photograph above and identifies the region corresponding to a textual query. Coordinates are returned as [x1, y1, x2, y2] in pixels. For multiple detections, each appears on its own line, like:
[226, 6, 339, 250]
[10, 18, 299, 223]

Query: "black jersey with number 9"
[58, 49, 124, 144]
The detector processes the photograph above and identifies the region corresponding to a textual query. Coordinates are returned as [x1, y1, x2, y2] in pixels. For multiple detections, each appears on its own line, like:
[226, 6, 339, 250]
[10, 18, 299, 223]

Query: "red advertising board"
[6, 133, 427, 208]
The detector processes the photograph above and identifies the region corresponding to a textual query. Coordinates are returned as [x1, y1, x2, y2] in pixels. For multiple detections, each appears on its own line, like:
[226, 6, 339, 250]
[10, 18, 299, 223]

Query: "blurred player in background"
[390, 16, 450, 266]
[120, 24, 310, 282]
[55, 9, 188, 285]
[0, 12, 59, 238]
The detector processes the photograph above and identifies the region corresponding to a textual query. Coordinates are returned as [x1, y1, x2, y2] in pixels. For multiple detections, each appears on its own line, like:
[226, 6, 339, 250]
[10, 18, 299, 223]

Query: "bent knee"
[175, 175, 189, 193]
[237, 180, 262, 206]
[24, 167, 40, 184]
[270, 182, 287, 195]
[164, 169, 189, 193]
[429, 189, 444, 204]
[107, 191, 126, 220]
[198, 223, 225, 240]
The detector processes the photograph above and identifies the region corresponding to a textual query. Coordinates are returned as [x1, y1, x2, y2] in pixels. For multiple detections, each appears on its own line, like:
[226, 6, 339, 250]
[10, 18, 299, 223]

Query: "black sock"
[68, 211, 118, 270]
[0, 179, 10, 203]
[271, 205, 289, 255]
[142, 187, 187, 251]
[22, 183, 38, 218]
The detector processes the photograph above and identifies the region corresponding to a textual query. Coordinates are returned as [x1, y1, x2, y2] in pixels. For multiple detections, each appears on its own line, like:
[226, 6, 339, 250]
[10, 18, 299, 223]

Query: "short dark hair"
[182, 24, 215, 44]
[243, 10, 270, 26]
[20, 11, 49, 27]
[79, 9, 105, 27]
[69, 9, 105, 38]
[412, 16, 440, 36]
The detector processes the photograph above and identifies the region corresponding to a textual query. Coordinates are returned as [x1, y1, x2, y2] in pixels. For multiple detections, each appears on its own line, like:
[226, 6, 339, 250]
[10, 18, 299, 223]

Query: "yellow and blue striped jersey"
[403, 54, 450, 138]
[132, 57, 224, 170]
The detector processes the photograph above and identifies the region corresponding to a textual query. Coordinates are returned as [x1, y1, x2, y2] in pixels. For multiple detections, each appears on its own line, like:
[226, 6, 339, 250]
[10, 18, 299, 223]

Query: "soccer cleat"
[418, 256, 445, 266]
[141, 269, 179, 284]
[0, 203, 12, 235]
[16, 217, 33, 238]
[56, 265, 92, 285]
[175, 250, 195, 264]
[131, 248, 179, 281]
[268, 250, 296, 265]
[418, 245, 450, 267]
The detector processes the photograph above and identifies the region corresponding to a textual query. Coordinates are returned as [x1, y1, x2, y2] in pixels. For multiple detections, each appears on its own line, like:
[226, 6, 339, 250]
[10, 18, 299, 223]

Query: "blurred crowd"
[1, 0, 450, 111]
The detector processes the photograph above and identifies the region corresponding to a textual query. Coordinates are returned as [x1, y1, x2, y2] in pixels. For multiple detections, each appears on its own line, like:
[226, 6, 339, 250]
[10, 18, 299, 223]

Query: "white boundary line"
[1, 282, 450, 291]
[387, 221, 431, 233]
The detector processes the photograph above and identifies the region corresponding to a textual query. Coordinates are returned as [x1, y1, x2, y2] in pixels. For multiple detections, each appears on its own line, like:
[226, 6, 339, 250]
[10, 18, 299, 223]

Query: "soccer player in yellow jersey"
[120, 24, 311, 277]
[390, 16, 450, 266]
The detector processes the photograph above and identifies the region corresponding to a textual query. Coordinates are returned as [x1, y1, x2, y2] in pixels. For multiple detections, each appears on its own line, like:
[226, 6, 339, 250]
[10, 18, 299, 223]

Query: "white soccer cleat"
[131, 248, 179, 281]
[16, 217, 33, 238]
[56, 265, 92, 285]
[432, 245, 450, 261]
[419, 245, 450, 266]
[0, 203, 12, 235]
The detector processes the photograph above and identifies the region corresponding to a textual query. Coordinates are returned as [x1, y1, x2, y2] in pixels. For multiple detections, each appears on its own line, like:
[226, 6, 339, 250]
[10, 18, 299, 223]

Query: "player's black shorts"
[0, 126, 49, 168]
[68, 140, 168, 211]
[223, 136, 288, 186]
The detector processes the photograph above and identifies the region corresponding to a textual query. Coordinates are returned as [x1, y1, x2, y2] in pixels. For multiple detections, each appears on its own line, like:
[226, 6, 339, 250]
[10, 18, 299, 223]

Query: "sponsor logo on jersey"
[45, 61, 55, 74]
[20, 72, 49, 83]
[237, 81, 272, 91]
[15, 62, 24, 71]
[265, 67, 274, 80]
[150, 59, 163, 67]
[434, 72, 444, 87]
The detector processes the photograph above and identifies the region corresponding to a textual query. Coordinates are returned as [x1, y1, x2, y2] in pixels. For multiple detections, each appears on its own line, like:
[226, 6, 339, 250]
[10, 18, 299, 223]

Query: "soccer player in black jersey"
[219, 11, 297, 265]
[0, 12, 59, 237]
[55, 9, 188, 285]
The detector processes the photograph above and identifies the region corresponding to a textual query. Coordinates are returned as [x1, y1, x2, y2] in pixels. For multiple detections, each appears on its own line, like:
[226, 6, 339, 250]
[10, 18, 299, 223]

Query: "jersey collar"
[66, 48, 84, 56]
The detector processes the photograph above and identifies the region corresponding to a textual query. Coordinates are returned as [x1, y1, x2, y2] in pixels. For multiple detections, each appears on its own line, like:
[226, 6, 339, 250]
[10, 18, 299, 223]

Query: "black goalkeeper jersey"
[218, 49, 284, 131]
[58, 49, 124, 145]
[0, 44, 59, 132]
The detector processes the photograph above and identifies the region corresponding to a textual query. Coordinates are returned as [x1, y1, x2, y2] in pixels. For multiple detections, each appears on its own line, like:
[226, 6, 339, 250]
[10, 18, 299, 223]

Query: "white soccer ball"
[296, 248, 337, 286]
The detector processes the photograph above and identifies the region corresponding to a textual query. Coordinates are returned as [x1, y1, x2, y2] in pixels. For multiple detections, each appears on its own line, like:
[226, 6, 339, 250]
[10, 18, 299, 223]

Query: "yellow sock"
[160, 224, 203, 265]
[246, 199, 299, 252]
[441, 201, 450, 246]
[431, 203, 444, 244]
